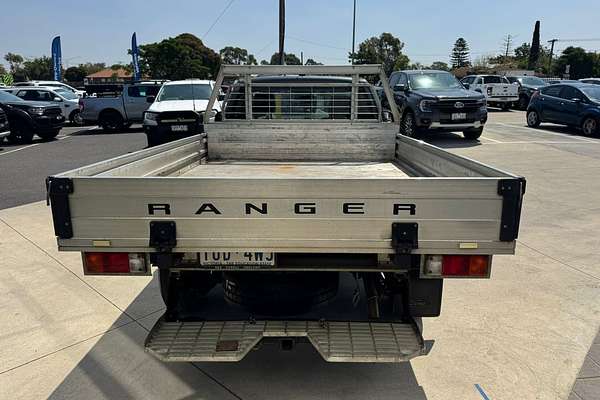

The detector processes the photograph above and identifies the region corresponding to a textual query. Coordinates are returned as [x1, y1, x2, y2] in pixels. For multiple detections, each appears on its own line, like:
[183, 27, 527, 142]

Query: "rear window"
[483, 76, 508, 84]
[224, 83, 378, 120]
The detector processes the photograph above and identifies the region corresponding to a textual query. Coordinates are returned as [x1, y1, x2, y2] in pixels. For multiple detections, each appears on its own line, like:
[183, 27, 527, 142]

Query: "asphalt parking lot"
[1, 111, 599, 400]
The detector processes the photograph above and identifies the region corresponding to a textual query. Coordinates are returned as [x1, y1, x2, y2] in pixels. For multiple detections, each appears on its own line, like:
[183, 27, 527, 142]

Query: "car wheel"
[400, 111, 419, 138]
[37, 130, 60, 141]
[69, 110, 83, 126]
[463, 127, 483, 140]
[526, 110, 541, 128]
[99, 110, 124, 132]
[146, 132, 163, 147]
[518, 95, 529, 110]
[6, 119, 34, 144]
[581, 117, 599, 136]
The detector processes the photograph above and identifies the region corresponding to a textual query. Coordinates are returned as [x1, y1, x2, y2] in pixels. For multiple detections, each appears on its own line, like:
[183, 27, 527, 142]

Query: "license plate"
[200, 252, 275, 266]
[451, 113, 467, 120]
[171, 125, 188, 132]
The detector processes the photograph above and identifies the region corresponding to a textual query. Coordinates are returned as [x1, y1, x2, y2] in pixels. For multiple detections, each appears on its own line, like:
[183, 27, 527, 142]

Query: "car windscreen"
[157, 84, 212, 101]
[581, 86, 600, 102]
[409, 73, 462, 90]
[55, 89, 78, 100]
[0, 90, 24, 102]
[521, 77, 547, 86]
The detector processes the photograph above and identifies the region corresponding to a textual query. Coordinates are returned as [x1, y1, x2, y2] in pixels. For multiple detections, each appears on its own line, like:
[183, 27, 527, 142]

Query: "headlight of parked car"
[419, 100, 436, 112]
[28, 107, 46, 116]
[144, 112, 158, 121]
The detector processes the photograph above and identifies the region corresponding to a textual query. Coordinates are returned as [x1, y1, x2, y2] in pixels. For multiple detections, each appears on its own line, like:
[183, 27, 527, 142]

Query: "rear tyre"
[6, 119, 34, 144]
[223, 272, 339, 315]
[526, 110, 541, 128]
[400, 111, 420, 138]
[99, 110, 124, 132]
[37, 130, 60, 140]
[462, 127, 483, 140]
[581, 117, 599, 136]
[146, 132, 163, 147]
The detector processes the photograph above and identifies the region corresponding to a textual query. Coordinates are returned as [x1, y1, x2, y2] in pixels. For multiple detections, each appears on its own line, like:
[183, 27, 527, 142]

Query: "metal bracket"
[46, 177, 74, 239]
[498, 178, 526, 241]
[149, 221, 177, 252]
[391, 223, 418, 266]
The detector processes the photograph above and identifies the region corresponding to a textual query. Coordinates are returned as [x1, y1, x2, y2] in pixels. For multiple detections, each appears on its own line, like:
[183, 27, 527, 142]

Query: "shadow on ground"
[47, 271, 428, 400]
[423, 132, 482, 149]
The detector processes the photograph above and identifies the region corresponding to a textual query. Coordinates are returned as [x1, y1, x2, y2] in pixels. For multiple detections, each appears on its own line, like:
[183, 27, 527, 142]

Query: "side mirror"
[146, 95, 156, 103]
[53, 97, 63, 102]
[218, 94, 226, 101]
[462, 83, 470, 89]
[393, 83, 407, 92]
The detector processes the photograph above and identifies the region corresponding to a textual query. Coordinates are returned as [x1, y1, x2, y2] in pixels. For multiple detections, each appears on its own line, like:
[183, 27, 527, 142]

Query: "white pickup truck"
[461, 75, 519, 110]
[46, 65, 525, 364]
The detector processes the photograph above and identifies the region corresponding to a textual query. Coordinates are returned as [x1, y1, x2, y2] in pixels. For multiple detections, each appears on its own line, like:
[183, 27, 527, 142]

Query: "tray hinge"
[149, 221, 177, 252]
[498, 177, 526, 242]
[391, 223, 418, 266]
[46, 177, 74, 239]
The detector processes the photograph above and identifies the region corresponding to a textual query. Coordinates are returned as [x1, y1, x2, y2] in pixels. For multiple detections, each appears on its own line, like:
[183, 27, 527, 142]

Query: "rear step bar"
[145, 316, 425, 362]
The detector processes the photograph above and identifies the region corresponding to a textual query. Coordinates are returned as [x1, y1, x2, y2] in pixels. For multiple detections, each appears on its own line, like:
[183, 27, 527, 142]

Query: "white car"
[461, 75, 519, 110]
[4, 86, 82, 124]
[143, 79, 222, 146]
[12, 81, 86, 98]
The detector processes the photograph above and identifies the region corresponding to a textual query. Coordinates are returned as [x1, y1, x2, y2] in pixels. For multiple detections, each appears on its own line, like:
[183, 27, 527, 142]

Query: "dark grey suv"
[378, 70, 488, 140]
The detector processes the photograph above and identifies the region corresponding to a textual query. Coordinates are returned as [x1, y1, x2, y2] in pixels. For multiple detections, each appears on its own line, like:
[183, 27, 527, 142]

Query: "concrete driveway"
[0, 111, 599, 399]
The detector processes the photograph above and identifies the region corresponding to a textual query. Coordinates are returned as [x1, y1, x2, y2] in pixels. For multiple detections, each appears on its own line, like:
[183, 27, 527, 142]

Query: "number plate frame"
[451, 112, 467, 120]
[200, 252, 275, 266]
[171, 125, 188, 132]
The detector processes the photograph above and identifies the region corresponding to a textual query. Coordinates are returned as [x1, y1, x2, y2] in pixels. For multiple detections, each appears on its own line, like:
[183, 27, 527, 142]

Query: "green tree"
[220, 46, 249, 64]
[269, 52, 302, 65]
[22, 56, 54, 80]
[64, 66, 87, 82]
[139, 33, 220, 80]
[553, 47, 596, 79]
[450, 38, 471, 68]
[305, 58, 323, 65]
[2, 74, 14, 86]
[429, 61, 450, 71]
[528, 21, 541, 69]
[80, 62, 106, 76]
[246, 54, 258, 65]
[4, 53, 23, 74]
[350, 32, 409, 76]
[260, 59, 269, 65]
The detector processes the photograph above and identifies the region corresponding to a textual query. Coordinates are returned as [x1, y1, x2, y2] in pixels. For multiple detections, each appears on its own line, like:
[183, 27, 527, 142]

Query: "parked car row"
[3, 86, 82, 124]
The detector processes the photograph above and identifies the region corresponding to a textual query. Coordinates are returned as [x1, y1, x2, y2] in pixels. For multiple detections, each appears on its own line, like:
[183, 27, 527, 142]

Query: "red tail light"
[531, 90, 540, 99]
[83, 252, 147, 275]
[442, 255, 490, 277]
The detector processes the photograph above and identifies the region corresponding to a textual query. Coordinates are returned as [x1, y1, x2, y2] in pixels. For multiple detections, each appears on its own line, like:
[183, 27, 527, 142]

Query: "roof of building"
[86, 68, 132, 79]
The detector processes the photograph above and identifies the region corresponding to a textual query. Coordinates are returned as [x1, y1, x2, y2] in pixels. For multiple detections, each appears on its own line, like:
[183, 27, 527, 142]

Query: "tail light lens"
[78, 99, 84, 111]
[531, 90, 540, 99]
[83, 252, 148, 275]
[424, 255, 490, 278]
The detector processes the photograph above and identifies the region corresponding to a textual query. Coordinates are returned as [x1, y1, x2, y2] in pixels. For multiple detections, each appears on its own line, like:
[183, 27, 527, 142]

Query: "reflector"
[84, 252, 132, 274]
[442, 255, 489, 277]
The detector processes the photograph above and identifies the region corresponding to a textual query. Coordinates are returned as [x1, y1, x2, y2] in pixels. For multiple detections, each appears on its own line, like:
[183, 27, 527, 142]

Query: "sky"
[1, 0, 600, 69]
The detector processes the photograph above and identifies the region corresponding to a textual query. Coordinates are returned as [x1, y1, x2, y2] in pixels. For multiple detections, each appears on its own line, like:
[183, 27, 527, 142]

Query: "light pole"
[351, 0, 357, 64]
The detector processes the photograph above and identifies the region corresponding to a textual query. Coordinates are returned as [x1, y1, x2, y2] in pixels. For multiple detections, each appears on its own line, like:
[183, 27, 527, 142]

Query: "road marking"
[480, 136, 503, 143]
[493, 122, 598, 143]
[474, 384, 491, 400]
[0, 143, 39, 157]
